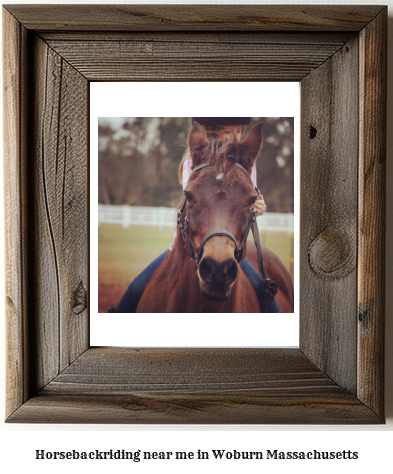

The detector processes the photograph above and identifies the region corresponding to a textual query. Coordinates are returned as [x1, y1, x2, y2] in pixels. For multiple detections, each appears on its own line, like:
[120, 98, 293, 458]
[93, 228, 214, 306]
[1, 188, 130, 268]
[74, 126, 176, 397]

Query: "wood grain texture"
[31, 36, 89, 388]
[45, 37, 348, 82]
[40, 31, 353, 44]
[358, 9, 386, 418]
[9, 392, 379, 425]
[300, 37, 359, 394]
[3, 8, 30, 418]
[43, 348, 339, 396]
[3, 5, 384, 32]
[7, 348, 379, 424]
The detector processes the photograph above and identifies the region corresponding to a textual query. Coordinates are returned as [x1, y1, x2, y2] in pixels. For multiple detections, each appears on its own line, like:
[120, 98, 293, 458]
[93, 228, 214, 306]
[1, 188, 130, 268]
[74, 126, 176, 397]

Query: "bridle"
[177, 162, 278, 311]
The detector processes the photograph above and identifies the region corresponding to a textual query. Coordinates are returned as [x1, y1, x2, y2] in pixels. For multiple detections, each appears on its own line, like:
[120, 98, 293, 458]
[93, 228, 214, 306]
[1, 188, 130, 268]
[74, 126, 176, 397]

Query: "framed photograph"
[91, 82, 299, 347]
[3, 5, 386, 424]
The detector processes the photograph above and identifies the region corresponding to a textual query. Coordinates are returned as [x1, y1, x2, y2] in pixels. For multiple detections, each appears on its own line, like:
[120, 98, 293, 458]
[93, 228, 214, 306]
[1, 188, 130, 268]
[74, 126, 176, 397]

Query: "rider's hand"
[254, 194, 267, 216]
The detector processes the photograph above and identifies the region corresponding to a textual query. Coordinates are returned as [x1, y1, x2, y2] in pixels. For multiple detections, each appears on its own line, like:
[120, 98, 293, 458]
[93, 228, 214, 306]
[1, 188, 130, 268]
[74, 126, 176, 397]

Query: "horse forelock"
[192, 140, 253, 185]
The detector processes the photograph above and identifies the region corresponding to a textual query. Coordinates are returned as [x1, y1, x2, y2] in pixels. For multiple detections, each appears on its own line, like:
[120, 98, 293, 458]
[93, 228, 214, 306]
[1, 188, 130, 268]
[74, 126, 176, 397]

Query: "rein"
[177, 162, 277, 311]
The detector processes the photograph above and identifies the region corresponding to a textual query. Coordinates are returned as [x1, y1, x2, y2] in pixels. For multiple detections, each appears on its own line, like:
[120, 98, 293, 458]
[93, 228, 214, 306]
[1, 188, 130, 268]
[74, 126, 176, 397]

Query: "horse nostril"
[199, 256, 238, 286]
[199, 256, 215, 283]
[223, 259, 238, 285]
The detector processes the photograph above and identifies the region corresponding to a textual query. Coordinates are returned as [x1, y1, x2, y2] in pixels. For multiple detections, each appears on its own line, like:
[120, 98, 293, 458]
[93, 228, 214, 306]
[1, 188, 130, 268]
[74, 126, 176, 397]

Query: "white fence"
[257, 212, 294, 234]
[98, 205, 176, 229]
[98, 205, 294, 234]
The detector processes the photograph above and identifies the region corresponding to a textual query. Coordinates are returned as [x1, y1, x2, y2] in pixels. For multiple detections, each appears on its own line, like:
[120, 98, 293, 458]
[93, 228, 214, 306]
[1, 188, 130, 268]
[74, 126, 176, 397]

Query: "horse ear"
[240, 123, 264, 169]
[188, 121, 208, 156]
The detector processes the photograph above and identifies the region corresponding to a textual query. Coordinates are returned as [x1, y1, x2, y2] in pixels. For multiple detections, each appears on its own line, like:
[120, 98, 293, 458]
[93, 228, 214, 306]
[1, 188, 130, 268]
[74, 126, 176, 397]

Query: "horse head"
[181, 121, 264, 302]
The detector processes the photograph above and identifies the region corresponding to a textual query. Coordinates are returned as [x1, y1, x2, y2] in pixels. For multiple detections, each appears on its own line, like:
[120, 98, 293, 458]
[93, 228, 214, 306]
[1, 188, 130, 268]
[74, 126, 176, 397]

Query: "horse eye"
[184, 191, 195, 204]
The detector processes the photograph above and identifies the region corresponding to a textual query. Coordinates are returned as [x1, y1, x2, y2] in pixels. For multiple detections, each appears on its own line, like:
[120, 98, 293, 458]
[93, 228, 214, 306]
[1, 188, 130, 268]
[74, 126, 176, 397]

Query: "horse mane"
[191, 140, 254, 185]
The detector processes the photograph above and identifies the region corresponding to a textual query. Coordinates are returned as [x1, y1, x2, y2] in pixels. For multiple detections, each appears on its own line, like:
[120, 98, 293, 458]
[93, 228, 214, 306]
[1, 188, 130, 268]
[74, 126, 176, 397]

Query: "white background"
[90, 82, 300, 347]
[1, 0, 392, 472]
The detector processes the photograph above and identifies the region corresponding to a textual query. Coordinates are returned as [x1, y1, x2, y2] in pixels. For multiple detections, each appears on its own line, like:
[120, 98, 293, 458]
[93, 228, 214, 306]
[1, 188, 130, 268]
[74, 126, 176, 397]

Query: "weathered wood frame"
[3, 5, 386, 424]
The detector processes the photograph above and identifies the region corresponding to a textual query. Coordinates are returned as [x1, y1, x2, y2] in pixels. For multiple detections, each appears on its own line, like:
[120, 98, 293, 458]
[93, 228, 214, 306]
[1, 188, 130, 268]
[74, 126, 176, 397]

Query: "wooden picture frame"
[3, 5, 386, 424]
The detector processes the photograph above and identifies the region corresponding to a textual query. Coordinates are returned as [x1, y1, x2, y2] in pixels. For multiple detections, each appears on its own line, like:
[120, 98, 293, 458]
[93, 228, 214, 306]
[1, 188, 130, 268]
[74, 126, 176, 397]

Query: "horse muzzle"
[198, 255, 238, 302]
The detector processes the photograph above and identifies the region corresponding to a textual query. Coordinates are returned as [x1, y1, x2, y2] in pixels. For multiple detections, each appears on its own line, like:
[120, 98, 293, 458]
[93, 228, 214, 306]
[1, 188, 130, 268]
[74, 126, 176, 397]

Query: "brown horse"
[137, 122, 294, 313]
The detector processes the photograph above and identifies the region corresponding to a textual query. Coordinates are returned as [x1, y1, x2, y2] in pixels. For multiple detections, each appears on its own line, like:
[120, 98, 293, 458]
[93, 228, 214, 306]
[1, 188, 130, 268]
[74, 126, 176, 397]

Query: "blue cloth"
[240, 258, 280, 313]
[115, 252, 279, 313]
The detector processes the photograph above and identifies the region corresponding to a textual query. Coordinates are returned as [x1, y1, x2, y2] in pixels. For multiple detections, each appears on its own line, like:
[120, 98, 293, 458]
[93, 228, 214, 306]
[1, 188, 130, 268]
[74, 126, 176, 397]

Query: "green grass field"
[98, 224, 293, 312]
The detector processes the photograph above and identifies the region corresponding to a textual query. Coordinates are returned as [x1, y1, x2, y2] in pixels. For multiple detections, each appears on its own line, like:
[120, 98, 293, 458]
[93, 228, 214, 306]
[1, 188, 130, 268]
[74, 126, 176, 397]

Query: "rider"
[115, 117, 279, 313]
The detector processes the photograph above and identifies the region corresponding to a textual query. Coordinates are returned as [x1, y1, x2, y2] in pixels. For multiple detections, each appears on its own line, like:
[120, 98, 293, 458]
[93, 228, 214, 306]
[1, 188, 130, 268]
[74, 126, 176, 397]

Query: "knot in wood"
[308, 228, 355, 279]
[72, 281, 87, 315]
[358, 307, 370, 326]
[309, 125, 317, 139]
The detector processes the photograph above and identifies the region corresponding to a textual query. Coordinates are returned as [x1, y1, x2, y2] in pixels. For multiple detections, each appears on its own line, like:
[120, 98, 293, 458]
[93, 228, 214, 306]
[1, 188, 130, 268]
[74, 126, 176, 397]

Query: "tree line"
[98, 117, 294, 213]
